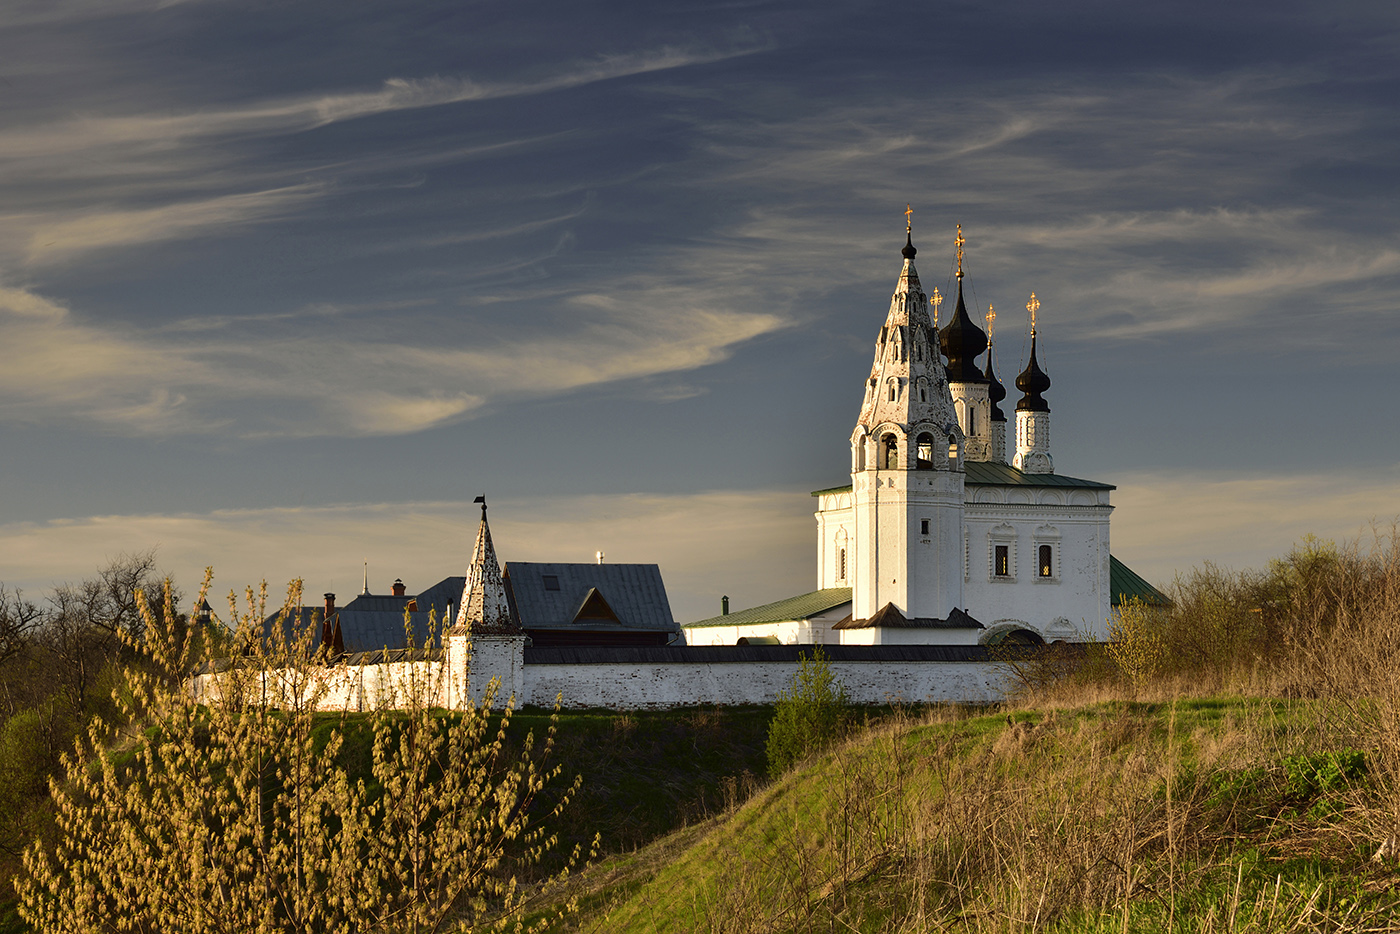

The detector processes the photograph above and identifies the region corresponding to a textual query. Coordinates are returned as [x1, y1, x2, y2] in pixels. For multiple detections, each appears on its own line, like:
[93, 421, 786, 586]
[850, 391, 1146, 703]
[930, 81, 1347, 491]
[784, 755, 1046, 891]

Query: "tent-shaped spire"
[453, 498, 521, 635]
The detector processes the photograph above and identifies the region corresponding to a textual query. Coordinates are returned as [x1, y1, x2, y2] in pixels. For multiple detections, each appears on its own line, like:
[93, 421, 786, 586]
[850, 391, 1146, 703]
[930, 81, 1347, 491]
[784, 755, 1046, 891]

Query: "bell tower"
[849, 212, 966, 622]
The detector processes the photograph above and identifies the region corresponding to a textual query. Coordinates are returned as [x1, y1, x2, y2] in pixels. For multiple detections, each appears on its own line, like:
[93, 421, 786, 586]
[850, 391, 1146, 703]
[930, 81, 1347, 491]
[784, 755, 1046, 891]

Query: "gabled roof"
[833, 603, 984, 630]
[1110, 555, 1171, 607]
[504, 562, 676, 633]
[687, 587, 853, 628]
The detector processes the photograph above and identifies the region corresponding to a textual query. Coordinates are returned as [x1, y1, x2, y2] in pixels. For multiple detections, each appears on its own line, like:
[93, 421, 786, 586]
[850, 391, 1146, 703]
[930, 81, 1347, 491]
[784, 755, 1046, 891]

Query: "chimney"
[392, 578, 406, 597]
[321, 593, 337, 655]
[722, 595, 730, 616]
[596, 550, 605, 565]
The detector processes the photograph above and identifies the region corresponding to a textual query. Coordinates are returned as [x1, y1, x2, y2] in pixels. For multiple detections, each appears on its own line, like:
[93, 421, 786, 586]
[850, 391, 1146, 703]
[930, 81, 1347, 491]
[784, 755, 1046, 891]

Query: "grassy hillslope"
[581, 699, 1400, 933]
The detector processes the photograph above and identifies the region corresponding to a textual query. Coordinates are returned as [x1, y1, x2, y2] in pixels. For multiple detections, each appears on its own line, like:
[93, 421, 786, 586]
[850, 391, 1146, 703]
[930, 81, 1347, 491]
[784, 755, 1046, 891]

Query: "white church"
[224, 218, 1167, 710]
[684, 222, 1159, 649]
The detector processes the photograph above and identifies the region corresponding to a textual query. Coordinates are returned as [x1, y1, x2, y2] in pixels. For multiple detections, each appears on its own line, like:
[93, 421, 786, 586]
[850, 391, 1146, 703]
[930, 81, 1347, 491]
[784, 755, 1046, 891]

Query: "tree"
[0, 585, 42, 668]
[766, 647, 849, 778]
[40, 550, 165, 715]
[19, 575, 586, 934]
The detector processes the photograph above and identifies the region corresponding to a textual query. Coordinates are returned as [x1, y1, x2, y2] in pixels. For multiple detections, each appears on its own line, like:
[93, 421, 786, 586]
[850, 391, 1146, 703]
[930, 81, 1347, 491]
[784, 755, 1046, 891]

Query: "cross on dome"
[955, 224, 965, 279]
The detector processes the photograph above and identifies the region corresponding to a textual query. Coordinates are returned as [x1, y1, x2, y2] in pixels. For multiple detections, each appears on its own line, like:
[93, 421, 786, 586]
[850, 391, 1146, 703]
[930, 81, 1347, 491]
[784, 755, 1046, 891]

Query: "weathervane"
[904, 203, 913, 234]
[931, 287, 943, 328]
[986, 304, 995, 342]
[1027, 292, 1040, 336]
[955, 224, 965, 279]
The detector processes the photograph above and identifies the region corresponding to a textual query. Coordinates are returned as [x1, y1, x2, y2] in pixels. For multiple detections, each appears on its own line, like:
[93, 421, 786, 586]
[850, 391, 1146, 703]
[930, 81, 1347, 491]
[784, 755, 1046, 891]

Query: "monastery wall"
[192, 648, 1009, 712]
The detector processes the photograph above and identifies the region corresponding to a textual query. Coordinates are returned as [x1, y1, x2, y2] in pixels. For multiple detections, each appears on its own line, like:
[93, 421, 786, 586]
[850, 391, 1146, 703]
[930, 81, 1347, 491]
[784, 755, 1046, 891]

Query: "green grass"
[568, 698, 1400, 933]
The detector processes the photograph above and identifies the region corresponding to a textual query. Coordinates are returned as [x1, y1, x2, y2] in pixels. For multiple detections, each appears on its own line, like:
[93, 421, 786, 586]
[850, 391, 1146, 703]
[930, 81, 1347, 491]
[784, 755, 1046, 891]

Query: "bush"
[18, 577, 586, 934]
[766, 647, 848, 778]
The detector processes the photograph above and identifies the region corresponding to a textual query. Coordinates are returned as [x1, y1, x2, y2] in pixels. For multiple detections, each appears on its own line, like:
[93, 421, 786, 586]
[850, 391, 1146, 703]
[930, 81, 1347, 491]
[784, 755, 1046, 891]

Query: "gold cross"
[986, 304, 995, 341]
[904, 203, 913, 233]
[955, 224, 965, 279]
[1027, 292, 1040, 335]
[931, 287, 943, 327]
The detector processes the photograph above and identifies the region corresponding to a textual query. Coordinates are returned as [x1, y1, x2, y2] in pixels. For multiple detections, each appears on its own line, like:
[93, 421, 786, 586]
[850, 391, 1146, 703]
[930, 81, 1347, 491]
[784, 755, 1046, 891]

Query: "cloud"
[0, 490, 814, 625]
[1110, 470, 1400, 590]
[21, 184, 322, 263]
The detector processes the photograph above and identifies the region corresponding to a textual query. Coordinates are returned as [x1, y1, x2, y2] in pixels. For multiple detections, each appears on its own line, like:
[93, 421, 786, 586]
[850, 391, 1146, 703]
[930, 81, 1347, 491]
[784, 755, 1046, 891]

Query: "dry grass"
[564, 529, 1400, 933]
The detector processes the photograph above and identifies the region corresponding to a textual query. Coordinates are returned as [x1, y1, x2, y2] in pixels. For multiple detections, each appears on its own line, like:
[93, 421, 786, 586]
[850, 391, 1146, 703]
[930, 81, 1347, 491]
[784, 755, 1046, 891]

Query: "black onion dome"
[1015, 334, 1051, 412]
[985, 348, 1007, 422]
[938, 279, 989, 382]
[901, 230, 917, 260]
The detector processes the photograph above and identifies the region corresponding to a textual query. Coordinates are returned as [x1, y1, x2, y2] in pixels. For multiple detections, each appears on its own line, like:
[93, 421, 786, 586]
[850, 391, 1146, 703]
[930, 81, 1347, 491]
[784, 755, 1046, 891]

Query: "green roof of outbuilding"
[811, 462, 1114, 497]
[687, 587, 853, 628]
[1110, 555, 1171, 607]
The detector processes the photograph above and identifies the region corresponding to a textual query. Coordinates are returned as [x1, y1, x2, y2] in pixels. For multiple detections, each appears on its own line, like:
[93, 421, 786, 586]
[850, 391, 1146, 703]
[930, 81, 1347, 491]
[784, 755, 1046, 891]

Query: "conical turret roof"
[453, 500, 521, 635]
[854, 230, 959, 437]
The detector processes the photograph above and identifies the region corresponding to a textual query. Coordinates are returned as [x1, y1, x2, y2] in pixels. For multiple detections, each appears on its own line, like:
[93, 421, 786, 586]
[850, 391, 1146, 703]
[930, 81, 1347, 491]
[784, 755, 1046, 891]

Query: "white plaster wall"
[522, 659, 1008, 709]
[195, 656, 1010, 711]
[851, 468, 964, 621]
[837, 626, 983, 646]
[963, 492, 1113, 640]
[815, 497, 854, 590]
[683, 605, 853, 647]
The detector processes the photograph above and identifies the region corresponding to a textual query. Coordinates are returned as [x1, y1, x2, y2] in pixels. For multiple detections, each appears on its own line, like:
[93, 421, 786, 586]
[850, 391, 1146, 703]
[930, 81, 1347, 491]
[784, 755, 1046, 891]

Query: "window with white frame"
[988, 524, 1016, 581]
[1033, 525, 1061, 581]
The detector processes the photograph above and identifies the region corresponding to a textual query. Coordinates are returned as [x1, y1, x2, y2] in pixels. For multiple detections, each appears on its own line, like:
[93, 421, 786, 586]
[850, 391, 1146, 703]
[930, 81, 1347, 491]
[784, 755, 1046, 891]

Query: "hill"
[567, 698, 1400, 932]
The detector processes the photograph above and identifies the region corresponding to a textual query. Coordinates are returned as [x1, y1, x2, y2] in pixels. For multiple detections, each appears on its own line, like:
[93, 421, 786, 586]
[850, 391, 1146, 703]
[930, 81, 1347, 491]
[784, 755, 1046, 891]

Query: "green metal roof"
[812, 462, 1113, 498]
[1109, 555, 1171, 607]
[687, 587, 853, 628]
[964, 461, 1115, 489]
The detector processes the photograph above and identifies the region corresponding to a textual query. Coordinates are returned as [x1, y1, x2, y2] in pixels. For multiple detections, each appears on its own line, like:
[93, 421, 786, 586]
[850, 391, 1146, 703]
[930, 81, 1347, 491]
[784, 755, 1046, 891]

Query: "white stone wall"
[836, 626, 982, 646]
[194, 655, 1010, 711]
[522, 658, 1007, 708]
[851, 467, 965, 622]
[683, 604, 853, 647]
[950, 382, 991, 461]
[815, 492, 854, 590]
[963, 488, 1113, 640]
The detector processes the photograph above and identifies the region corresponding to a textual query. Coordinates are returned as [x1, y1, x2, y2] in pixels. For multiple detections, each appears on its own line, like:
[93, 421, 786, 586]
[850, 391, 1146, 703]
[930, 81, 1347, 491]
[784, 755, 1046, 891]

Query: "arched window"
[855, 440, 866, 470]
[968, 407, 977, 435]
[887, 379, 898, 401]
[947, 435, 959, 464]
[917, 379, 927, 403]
[883, 434, 899, 469]
[1039, 544, 1054, 577]
[915, 432, 933, 469]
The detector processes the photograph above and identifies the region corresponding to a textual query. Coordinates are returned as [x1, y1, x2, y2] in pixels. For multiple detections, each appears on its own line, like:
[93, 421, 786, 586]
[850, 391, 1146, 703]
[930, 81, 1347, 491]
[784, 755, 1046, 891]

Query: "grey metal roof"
[504, 562, 676, 633]
[342, 594, 413, 613]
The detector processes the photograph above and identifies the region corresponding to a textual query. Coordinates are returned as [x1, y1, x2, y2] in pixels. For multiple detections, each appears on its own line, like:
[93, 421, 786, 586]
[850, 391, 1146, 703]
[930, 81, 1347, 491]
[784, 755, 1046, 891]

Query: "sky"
[1, 0, 1398, 623]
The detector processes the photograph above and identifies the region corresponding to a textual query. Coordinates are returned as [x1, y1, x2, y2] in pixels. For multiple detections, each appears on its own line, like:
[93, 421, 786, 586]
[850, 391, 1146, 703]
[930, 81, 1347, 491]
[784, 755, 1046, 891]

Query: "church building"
[685, 221, 1162, 648]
